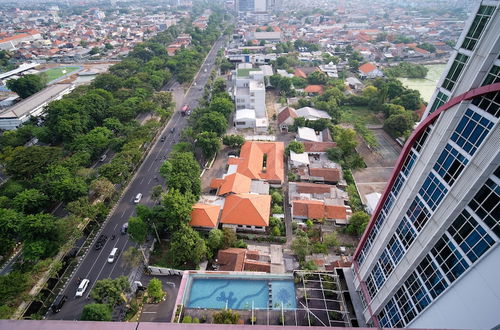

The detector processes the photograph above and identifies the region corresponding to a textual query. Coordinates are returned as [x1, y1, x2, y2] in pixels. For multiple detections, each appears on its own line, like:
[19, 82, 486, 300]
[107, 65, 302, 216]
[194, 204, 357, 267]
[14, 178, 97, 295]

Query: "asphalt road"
[48, 35, 227, 321]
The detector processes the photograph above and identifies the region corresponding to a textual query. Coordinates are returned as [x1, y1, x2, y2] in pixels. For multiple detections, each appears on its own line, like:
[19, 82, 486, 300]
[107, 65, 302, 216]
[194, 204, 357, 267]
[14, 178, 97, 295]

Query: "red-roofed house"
[358, 62, 383, 79]
[216, 248, 271, 272]
[190, 204, 221, 228]
[234, 141, 285, 184]
[304, 85, 324, 95]
[277, 106, 297, 132]
[292, 200, 352, 225]
[220, 193, 271, 231]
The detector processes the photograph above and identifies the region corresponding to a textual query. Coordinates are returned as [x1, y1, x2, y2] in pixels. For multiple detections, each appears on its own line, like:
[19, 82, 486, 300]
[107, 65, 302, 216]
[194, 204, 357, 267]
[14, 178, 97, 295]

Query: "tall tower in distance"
[352, 1, 500, 329]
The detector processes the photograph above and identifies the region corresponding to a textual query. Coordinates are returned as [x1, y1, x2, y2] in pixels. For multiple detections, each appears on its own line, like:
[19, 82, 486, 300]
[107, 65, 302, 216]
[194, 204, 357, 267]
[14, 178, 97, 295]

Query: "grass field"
[40, 66, 80, 82]
[340, 105, 383, 126]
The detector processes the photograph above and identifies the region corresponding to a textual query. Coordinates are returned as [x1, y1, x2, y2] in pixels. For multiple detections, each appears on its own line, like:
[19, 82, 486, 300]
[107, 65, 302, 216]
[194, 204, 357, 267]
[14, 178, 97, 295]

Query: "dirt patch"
[354, 128, 401, 203]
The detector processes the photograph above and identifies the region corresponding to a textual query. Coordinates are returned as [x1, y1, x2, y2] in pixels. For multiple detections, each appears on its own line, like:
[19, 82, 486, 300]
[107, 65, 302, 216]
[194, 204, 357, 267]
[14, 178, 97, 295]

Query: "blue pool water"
[187, 278, 296, 310]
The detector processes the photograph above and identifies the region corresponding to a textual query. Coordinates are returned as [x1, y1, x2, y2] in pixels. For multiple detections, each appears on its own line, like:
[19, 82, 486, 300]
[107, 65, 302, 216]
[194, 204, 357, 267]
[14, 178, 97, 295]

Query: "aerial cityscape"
[0, 0, 498, 329]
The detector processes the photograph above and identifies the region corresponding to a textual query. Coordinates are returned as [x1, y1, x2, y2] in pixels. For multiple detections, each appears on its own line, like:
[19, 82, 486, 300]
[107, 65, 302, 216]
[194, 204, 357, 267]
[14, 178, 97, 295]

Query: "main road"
[48, 34, 228, 320]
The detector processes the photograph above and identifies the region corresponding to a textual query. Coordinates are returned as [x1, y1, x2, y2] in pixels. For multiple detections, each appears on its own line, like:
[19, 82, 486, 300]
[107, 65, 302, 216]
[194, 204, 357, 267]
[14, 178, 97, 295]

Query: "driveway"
[138, 274, 181, 322]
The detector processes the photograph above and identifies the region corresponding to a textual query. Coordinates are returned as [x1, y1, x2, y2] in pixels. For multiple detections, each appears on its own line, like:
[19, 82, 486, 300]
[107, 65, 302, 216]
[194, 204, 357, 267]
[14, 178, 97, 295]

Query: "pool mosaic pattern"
[187, 278, 296, 310]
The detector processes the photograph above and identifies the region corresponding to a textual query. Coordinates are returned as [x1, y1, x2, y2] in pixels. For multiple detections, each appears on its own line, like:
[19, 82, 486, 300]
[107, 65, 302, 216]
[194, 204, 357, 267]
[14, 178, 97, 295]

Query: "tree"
[90, 177, 115, 201]
[195, 131, 220, 160]
[212, 78, 227, 95]
[0, 208, 23, 255]
[334, 127, 358, 155]
[384, 112, 415, 138]
[121, 246, 143, 269]
[222, 135, 245, 148]
[169, 223, 207, 268]
[151, 185, 163, 202]
[346, 211, 370, 236]
[37, 165, 88, 203]
[20, 213, 61, 262]
[147, 278, 165, 303]
[7, 74, 46, 99]
[4, 146, 62, 180]
[213, 309, 240, 324]
[81, 304, 112, 321]
[207, 228, 224, 252]
[285, 141, 305, 155]
[91, 276, 130, 306]
[128, 216, 148, 244]
[195, 111, 228, 136]
[158, 189, 194, 231]
[393, 90, 422, 110]
[291, 235, 311, 262]
[222, 227, 237, 249]
[160, 151, 201, 198]
[12, 189, 49, 214]
[323, 232, 338, 248]
[209, 97, 234, 119]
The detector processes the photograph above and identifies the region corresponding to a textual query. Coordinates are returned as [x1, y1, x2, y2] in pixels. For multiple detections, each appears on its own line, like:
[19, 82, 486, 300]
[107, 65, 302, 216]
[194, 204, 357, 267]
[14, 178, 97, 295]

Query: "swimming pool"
[185, 277, 296, 310]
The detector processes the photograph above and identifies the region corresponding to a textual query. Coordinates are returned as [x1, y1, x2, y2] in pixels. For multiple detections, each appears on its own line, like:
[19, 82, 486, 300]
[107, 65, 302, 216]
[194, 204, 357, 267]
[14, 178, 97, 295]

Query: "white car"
[75, 279, 90, 297]
[134, 193, 142, 204]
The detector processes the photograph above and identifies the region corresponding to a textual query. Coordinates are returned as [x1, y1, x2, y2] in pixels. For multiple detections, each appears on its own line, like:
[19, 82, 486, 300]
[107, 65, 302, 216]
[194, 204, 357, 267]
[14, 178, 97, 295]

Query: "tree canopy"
[81, 303, 112, 321]
[7, 74, 46, 99]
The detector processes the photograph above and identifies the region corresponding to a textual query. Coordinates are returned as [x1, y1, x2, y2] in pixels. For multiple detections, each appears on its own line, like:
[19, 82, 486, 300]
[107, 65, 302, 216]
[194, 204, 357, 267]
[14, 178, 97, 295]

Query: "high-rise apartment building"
[352, 1, 500, 329]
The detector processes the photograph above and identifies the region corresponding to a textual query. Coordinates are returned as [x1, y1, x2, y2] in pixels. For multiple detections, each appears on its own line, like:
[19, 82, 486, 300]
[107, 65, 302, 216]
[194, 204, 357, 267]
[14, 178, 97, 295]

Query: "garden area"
[39, 66, 81, 83]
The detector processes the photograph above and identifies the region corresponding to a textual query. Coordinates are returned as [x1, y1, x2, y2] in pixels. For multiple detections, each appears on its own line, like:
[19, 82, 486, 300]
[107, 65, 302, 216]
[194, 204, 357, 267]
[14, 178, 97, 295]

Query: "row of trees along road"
[0, 6, 227, 319]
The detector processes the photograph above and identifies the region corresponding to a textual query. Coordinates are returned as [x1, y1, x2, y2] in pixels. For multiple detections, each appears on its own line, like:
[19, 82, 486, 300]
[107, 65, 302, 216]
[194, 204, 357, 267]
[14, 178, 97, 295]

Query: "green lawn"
[40, 66, 80, 82]
[340, 105, 382, 126]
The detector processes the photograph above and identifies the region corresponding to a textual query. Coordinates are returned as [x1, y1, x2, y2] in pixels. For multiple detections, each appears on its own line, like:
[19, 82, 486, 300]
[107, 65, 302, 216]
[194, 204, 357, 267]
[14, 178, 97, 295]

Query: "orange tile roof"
[220, 193, 271, 227]
[294, 68, 307, 79]
[293, 200, 349, 220]
[295, 182, 332, 194]
[326, 205, 348, 219]
[304, 85, 324, 94]
[309, 167, 341, 182]
[217, 172, 252, 196]
[0, 33, 30, 43]
[236, 141, 284, 183]
[358, 63, 378, 74]
[210, 178, 225, 189]
[190, 204, 221, 228]
[303, 141, 337, 153]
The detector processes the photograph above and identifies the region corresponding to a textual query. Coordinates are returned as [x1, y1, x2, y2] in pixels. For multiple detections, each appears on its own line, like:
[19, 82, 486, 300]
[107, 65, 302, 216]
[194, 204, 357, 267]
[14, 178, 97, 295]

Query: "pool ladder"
[268, 282, 273, 309]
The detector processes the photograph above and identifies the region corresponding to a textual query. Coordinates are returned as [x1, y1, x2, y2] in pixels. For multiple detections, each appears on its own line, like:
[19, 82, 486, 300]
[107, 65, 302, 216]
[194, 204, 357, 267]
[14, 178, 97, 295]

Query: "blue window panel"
[406, 196, 432, 230]
[416, 255, 449, 299]
[448, 209, 495, 263]
[433, 144, 469, 185]
[396, 216, 417, 249]
[405, 273, 432, 312]
[451, 109, 493, 156]
[468, 178, 500, 238]
[379, 250, 394, 278]
[394, 287, 417, 324]
[393, 173, 406, 196]
[431, 234, 469, 283]
[385, 298, 404, 328]
[357, 249, 366, 266]
[402, 151, 417, 177]
[366, 275, 377, 299]
[372, 263, 385, 288]
[382, 193, 395, 217]
[418, 173, 448, 211]
[388, 236, 404, 264]
[378, 308, 391, 328]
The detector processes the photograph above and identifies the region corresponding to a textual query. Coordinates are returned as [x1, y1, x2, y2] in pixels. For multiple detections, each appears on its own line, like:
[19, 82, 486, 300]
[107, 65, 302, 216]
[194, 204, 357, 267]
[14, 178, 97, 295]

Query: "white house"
[358, 62, 384, 79]
[296, 106, 331, 121]
[319, 61, 338, 78]
[234, 109, 256, 129]
[296, 127, 321, 142]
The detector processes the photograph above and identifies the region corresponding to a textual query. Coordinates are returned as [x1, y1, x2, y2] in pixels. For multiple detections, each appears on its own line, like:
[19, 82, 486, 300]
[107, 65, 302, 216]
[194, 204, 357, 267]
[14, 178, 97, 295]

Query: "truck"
[181, 104, 189, 116]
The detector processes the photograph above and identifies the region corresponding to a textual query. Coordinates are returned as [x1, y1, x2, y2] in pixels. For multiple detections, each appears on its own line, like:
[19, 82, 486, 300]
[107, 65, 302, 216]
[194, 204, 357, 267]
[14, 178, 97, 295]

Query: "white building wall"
[409, 246, 500, 329]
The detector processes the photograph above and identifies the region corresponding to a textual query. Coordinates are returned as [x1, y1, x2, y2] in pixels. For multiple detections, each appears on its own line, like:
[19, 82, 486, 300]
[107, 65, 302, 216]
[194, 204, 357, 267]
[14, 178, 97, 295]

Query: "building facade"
[352, 1, 500, 329]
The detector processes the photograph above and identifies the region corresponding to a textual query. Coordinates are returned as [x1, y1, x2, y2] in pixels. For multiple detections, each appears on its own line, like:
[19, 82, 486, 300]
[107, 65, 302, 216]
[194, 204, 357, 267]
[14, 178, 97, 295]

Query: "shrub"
[182, 315, 193, 323]
[213, 309, 239, 324]
[271, 204, 283, 214]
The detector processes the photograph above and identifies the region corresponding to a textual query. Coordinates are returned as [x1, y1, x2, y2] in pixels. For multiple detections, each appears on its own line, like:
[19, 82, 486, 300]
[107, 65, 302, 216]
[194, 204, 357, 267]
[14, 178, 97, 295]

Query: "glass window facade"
[460, 5, 495, 51]
[448, 209, 495, 262]
[418, 173, 448, 211]
[442, 53, 469, 91]
[416, 255, 448, 298]
[433, 144, 469, 185]
[482, 65, 500, 86]
[431, 234, 469, 282]
[469, 178, 500, 237]
[472, 91, 500, 118]
[451, 109, 494, 156]
[429, 91, 449, 114]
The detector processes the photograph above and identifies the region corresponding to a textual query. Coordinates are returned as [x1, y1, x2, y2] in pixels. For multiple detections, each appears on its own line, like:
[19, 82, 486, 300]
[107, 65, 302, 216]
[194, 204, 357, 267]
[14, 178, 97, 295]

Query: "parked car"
[51, 294, 67, 313]
[99, 154, 107, 162]
[160, 135, 166, 142]
[75, 279, 90, 297]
